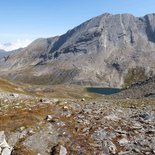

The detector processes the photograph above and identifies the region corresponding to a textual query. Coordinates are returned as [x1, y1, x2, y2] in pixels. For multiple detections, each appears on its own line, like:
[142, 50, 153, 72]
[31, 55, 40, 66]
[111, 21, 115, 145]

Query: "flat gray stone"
[1, 147, 11, 155]
[0, 131, 10, 148]
[59, 145, 67, 155]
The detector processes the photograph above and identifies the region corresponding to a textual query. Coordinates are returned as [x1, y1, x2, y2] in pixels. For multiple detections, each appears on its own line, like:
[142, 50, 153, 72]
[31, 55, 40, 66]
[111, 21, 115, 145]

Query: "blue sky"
[0, 0, 155, 50]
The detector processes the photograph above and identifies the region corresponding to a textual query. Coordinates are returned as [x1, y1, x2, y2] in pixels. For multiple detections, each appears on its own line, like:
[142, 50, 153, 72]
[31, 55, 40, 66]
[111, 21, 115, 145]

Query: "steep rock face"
[0, 13, 155, 87]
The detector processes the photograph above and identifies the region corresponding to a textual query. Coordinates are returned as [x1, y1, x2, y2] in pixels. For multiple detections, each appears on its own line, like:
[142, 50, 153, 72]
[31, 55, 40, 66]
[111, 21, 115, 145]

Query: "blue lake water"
[87, 87, 122, 95]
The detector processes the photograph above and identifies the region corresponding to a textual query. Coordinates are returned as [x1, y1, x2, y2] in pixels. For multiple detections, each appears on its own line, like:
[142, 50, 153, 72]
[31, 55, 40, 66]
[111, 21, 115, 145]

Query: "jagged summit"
[0, 13, 155, 87]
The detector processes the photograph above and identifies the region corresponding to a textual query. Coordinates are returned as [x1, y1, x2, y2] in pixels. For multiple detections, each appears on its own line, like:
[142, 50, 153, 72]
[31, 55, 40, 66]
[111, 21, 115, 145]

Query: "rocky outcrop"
[1, 13, 155, 87]
[113, 76, 155, 99]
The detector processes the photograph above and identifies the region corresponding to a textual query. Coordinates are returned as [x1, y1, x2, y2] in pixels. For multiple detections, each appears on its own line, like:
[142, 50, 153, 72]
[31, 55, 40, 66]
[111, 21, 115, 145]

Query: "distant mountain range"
[0, 13, 155, 87]
[0, 50, 10, 58]
[0, 48, 22, 58]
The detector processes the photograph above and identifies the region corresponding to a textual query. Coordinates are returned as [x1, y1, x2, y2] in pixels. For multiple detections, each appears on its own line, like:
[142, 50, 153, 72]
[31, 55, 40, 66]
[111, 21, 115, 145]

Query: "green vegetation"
[123, 67, 147, 88]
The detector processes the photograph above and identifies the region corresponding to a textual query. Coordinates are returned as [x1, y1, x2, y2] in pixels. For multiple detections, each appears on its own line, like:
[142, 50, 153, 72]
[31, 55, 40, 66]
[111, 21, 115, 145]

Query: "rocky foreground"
[0, 91, 155, 155]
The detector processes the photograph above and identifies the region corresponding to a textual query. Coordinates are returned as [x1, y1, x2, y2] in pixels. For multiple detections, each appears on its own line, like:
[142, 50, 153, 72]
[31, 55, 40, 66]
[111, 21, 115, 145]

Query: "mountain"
[0, 13, 155, 87]
[0, 49, 11, 58]
[0, 48, 23, 59]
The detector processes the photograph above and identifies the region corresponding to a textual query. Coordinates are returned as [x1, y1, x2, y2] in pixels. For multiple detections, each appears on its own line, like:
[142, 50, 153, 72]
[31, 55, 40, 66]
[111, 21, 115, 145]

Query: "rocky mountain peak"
[0, 13, 155, 87]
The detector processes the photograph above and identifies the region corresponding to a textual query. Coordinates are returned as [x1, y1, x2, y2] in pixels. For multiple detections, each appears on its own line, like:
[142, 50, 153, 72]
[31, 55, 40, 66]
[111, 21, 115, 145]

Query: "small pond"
[87, 87, 122, 95]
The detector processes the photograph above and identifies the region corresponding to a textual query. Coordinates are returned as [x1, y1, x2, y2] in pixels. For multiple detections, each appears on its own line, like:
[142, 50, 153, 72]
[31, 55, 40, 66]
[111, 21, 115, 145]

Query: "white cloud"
[0, 39, 32, 51]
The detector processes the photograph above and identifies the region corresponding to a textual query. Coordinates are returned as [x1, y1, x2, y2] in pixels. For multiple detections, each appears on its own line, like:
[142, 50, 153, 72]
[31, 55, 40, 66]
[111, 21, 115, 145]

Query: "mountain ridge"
[0, 13, 155, 87]
[0, 49, 13, 58]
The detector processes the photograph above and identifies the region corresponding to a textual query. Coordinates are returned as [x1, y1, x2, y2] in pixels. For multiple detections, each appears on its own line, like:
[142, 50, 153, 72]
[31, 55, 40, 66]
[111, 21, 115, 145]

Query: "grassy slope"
[0, 78, 23, 93]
